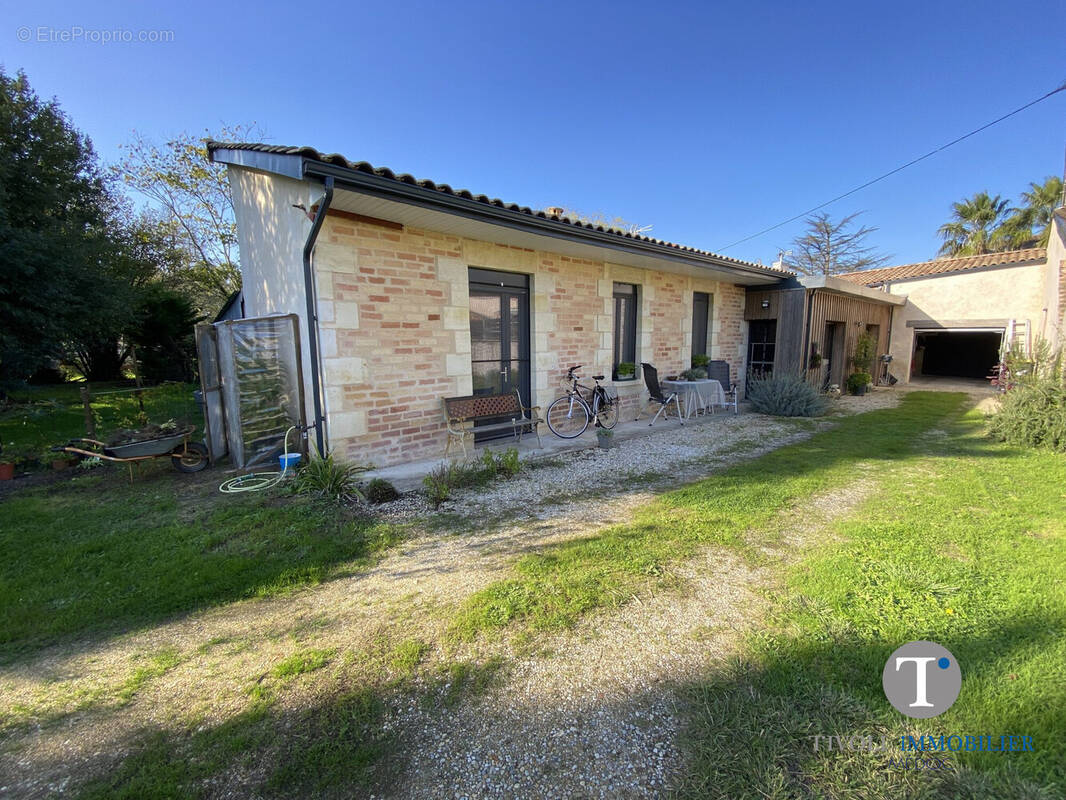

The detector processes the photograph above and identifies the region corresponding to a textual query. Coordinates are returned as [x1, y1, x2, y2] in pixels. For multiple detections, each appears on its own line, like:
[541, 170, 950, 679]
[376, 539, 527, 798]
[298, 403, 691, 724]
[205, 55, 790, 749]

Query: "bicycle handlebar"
[567, 365, 582, 375]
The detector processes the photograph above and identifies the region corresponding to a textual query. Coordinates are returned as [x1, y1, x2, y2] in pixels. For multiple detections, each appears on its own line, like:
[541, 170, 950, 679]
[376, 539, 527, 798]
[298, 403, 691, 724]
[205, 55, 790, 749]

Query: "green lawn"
[450, 393, 1065, 797]
[1, 381, 201, 463]
[2, 392, 1062, 798]
[677, 405, 1065, 799]
[0, 471, 405, 660]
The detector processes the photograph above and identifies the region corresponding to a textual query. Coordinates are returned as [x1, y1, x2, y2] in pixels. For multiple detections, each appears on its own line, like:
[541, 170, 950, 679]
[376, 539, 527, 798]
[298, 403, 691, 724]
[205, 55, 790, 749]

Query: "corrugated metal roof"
[838, 248, 1046, 286]
[207, 141, 790, 277]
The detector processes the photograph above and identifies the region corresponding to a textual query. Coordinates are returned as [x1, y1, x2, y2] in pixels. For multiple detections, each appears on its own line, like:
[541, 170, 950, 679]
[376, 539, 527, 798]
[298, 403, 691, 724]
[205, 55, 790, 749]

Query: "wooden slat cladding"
[775, 290, 807, 374]
[745, 290, 783, 319]
[807, 291, 892, 386]
[745, 287, 893, 384]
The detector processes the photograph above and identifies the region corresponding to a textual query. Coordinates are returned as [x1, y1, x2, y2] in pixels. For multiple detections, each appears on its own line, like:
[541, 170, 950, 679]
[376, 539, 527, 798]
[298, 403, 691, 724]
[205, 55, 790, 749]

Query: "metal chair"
[637, 362, 684, 426]
[705, 360, 739, 414]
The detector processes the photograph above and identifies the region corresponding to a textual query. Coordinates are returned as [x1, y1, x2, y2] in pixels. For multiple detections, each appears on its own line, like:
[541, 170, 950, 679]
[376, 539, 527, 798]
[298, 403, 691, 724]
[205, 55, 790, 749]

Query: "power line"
[716, 81, 1066, 253]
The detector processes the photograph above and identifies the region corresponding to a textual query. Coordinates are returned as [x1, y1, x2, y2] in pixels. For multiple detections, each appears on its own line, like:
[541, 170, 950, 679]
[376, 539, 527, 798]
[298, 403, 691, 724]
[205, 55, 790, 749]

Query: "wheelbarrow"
[52, 426, 209, 481]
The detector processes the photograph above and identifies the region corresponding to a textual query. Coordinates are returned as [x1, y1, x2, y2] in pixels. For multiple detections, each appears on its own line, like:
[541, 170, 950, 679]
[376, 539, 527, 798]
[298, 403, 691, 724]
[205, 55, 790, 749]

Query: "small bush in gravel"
[423, 448, 522, 508]
[747, 374, 827, 417]
[364, 478, 400, 505]
[495, 447, 521, 478]
[423, 463, 453, 507]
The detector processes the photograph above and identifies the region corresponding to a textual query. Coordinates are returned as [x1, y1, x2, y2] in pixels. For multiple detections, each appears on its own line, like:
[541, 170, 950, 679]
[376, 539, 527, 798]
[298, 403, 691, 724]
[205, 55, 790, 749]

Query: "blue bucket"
[279, 453, 302, 473]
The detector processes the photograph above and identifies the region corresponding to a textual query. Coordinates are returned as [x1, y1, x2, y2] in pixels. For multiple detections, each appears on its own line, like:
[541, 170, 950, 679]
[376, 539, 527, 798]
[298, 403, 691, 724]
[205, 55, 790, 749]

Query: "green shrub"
[364, 478, 400, 505]
[846, 372, 872, 394]
[691, 353, 710, 369]
[988, 346, 1066, 451]
[616, 362, 636, 378]
[422, 448, 522, 508]
[494, 447, 521, 478]
[747, 374, 827, 417]
[851, 331, 876, 373]
[680, 368, 707, 381]
[293, 454, 368, 502]
[423, 463, 452, 508]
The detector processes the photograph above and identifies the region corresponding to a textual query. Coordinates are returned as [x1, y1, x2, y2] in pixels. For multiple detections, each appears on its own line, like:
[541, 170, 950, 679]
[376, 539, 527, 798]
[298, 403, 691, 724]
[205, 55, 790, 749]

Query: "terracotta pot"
[51, 458, 72, 471]
[0, 462, 13, 481]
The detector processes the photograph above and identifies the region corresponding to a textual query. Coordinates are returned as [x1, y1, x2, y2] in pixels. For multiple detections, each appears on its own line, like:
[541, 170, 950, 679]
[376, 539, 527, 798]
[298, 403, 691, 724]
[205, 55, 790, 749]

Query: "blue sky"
[4, 0, 1065, 267]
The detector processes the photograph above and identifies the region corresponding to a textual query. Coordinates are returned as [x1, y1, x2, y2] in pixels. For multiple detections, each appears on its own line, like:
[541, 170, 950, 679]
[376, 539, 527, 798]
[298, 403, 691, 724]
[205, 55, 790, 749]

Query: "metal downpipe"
[302, 175, 334, 456]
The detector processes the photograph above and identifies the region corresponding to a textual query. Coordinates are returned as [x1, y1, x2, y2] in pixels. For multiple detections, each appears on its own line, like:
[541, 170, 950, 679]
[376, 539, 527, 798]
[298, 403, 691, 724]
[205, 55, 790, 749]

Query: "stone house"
[208, 142, 789, 467]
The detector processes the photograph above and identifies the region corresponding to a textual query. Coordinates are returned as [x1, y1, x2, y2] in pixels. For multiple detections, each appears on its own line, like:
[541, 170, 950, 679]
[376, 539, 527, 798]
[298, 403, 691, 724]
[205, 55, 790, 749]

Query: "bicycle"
[545, 365, 619, 438]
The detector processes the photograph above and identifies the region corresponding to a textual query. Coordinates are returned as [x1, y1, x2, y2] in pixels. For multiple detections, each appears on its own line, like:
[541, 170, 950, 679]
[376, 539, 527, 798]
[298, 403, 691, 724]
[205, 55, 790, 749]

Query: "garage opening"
[912, 329, 1003, 379]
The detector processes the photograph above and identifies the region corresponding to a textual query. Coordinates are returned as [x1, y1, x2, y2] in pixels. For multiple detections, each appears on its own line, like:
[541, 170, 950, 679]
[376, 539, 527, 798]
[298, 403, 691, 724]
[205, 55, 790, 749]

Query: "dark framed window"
[613, 282, 638, 374]
[692, 291, 712, 357]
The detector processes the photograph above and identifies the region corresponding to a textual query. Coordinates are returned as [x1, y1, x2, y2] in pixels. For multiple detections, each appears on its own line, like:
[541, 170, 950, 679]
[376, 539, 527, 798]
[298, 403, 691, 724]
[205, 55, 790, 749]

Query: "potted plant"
[615, 362, 636, 381]
[51, 452, 76, 470]
[847, 372, 872, 396]
[680, 367, 707, 381]
[596, 428, 616, 449]
[691, 353, 710, 370]
[808, 344, 823, 370]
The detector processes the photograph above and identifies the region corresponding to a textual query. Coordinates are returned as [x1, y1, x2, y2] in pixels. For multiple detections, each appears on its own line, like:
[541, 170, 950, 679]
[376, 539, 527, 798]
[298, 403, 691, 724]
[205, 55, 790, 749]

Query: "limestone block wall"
[312, 215, 749, 467]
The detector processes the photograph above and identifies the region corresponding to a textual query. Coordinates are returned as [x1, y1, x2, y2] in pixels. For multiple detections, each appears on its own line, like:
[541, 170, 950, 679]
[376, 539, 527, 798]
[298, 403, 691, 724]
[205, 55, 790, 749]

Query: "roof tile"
[207, 141, 790, 276]
[838, 248, 1046, 286]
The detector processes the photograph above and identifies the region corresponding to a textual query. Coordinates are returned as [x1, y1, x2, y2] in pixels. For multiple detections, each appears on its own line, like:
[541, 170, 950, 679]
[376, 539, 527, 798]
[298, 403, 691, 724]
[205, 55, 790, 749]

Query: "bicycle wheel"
[593, 389, 619, 429]
[546, 394, 591, 438]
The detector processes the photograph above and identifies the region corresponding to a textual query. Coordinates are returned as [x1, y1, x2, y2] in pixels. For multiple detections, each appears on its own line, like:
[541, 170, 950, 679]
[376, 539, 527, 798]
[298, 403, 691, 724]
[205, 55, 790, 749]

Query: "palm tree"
[1017, 176, 1064, 247]
[937, 192, 1013, 257]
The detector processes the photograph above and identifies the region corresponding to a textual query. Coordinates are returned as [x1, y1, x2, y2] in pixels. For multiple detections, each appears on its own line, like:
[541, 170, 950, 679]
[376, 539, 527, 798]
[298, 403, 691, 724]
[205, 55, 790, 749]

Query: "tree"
[0, 69, 134, 380]
[113, 126, 257, 316]
[936, 192, 1013, 256]
[129, 285, 202, 382]
[1001, 176, 1064, 248]
[785, 212, 890, 276]
[64, 208, 173, 381]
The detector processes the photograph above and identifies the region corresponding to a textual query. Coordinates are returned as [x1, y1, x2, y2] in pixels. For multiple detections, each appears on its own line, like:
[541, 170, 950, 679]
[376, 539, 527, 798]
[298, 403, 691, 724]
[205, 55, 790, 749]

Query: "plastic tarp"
[195, 324, 228, 462]
[201, 314, 305, 469]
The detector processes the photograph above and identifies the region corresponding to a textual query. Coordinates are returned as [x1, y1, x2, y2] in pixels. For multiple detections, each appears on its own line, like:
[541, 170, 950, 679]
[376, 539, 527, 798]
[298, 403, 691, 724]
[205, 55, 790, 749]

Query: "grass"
[73, 642, 504, 799]
[677, 407, 1066, 798]
[0, 381, 199, 462]
[450, 392, 968, 640]
[9, 391, 1064, 797]
[118, 647, 183, 702]
[443, 392, 1064, 795]
[0, 470, 406, 660]
[272, 648, 334, 679]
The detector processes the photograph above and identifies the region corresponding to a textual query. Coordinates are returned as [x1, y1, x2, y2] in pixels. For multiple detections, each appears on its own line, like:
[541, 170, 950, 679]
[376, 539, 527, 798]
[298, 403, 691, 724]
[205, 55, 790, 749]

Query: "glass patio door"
[747, 319, 777, 387]
[468, 268, 531, 437]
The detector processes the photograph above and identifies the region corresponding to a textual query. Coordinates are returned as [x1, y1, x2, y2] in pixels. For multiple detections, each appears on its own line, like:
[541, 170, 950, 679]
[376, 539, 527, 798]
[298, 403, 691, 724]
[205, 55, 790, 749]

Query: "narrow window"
[613, 282, 638, 376]
[692, 291, 712, 357]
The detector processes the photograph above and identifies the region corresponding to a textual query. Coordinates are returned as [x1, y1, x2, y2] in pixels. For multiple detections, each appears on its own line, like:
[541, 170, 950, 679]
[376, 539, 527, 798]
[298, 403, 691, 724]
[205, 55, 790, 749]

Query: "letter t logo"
[895, 656, 937, 707]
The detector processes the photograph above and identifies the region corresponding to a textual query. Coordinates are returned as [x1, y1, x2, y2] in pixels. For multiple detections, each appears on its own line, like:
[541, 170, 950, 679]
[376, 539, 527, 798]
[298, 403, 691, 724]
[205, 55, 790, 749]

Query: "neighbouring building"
[839, 209, 1066, 383]
[208, 142, 790, 467]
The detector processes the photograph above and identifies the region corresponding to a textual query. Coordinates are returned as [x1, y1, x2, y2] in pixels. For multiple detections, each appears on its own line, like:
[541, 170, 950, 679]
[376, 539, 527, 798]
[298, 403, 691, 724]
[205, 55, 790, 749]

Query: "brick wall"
[313, 214, 750, 467]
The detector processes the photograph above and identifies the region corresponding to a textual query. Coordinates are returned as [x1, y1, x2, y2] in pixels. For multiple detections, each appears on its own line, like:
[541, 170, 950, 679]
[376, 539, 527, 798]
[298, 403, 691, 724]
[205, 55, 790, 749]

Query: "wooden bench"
[441, 390, 543, 458]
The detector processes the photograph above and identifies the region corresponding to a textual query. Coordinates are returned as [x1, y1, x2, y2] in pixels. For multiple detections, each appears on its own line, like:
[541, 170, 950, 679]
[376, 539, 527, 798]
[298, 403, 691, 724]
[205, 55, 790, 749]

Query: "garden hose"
[218, 426, 300, 494]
